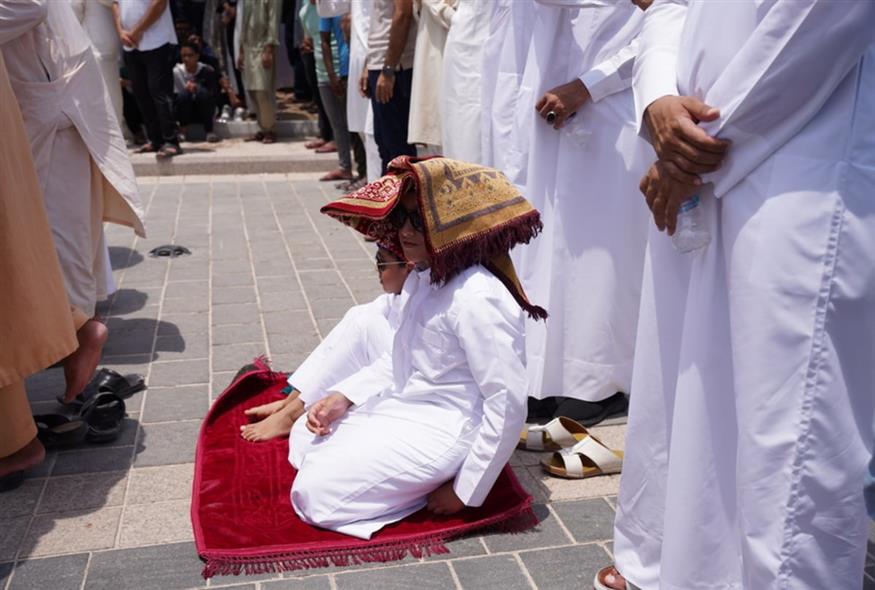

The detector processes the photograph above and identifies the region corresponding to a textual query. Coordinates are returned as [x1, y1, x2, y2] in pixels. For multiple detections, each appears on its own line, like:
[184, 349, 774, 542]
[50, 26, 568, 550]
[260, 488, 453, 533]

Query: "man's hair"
[180, 40, 201, 54]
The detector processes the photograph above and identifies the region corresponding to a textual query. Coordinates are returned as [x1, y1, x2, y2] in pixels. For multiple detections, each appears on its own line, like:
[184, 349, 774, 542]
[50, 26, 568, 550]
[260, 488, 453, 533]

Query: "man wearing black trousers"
[363, 0, 416, 173]
[113, 0, 182, 158]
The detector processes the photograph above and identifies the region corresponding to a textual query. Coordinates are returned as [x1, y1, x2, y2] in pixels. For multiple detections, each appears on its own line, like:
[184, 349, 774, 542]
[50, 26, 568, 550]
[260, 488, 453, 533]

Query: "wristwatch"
[381, 65, 396, 77]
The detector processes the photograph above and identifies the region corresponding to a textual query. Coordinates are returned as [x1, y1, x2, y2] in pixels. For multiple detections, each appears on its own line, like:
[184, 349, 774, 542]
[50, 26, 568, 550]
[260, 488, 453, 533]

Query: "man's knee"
[290, 465, 344, 527]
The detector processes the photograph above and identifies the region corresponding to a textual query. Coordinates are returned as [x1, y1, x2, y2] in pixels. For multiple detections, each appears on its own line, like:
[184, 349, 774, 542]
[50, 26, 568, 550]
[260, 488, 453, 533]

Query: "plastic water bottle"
[671, 194, 710, 253]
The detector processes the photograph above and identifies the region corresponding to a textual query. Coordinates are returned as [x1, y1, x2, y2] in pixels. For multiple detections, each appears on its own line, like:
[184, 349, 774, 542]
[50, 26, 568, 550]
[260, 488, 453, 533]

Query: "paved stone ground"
[2, 173, 872, 590]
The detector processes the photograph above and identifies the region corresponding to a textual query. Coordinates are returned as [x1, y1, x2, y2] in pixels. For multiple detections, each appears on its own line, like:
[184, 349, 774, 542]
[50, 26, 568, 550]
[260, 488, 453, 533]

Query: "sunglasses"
[387, 206, 424, 233]
[375, 254, 406, 273]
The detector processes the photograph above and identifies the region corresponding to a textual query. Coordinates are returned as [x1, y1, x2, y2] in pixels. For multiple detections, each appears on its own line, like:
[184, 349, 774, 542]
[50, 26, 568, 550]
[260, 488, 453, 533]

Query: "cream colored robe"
[1, 0, 144, 315]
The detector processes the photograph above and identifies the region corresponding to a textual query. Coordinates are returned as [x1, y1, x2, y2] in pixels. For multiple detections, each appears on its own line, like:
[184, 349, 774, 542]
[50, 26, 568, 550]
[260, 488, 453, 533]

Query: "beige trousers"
[249, 90, 276, 133]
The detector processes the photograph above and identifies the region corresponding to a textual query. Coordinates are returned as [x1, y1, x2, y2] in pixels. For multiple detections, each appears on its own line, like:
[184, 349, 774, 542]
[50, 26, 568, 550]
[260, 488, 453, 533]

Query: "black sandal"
[81, 392, 127, 444]
[136, 143, 157, 154]
[34, 414, 88, 448]
[552, 392, 628, 427]
[57, 368, 145, 408]
[156, 144, 182, 158]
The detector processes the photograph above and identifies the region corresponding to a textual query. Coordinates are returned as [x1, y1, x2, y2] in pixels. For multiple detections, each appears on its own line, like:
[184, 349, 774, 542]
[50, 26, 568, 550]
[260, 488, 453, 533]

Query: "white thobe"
[479, 0, 533, 186]
[614, 2, 875, 589]
[408, 0, 455, 147]
[71, 0, 123, 126]
[289, 293, 400, 407]
[1, 0, 144, 315]
[439, 0, 488, 162]
[289, 265, 527, 539]
[345, 0, 381, 181]
[515, 1, 649, 403]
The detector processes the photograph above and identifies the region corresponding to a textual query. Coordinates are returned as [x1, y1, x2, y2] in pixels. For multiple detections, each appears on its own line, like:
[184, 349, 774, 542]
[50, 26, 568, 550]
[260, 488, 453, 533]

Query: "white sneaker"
[206, 132, 220, 143]
[232, 107, 245, 122]
[218, 105, 232, 123]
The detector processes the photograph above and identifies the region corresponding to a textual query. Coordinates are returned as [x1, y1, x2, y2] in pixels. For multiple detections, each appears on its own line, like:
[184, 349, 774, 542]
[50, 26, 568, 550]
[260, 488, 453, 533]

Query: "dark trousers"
[351, 132, 366, 178]
[284, 27, 311, 101]
[124, 43, 179, 148]
[175, 89, 216, 132]
[123, 88, 144, 138]
[302, 51, 332, 142]
[368, 68, 416, 174]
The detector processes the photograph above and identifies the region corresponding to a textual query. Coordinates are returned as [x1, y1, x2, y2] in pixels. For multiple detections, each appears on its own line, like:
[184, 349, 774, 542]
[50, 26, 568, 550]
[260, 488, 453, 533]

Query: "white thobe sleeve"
[0, 0, 46, 44]
[697, 2, 875, 197]
[327, 351, 394, 407]
[451, 293, 527, 507]
[579, 37, 638, 103]
[631, 0, 686, 135]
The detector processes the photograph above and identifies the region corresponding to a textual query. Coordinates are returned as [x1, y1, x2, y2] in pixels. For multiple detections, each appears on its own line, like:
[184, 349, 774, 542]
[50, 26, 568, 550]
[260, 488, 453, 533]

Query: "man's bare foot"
[62, 318, 109, 404]
[594, 566, 629, 590]
[0, 436, 45, 478]
[244, 390, 300, 419]
[240, 399, 305, 442]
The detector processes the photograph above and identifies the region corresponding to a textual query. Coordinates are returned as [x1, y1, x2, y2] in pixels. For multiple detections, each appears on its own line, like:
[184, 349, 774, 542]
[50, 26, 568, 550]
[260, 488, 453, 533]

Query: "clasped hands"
[305, 392, 465, 515]
[641, 96, 731, 235]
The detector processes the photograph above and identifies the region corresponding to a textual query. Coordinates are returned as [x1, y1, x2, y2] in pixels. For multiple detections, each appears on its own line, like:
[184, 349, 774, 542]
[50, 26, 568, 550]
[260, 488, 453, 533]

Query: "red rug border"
[191, 358, 536, 578]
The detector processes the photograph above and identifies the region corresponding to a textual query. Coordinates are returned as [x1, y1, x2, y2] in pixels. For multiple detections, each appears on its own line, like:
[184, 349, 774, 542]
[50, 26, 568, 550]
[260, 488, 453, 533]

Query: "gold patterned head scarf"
[321, 156, 547, 319]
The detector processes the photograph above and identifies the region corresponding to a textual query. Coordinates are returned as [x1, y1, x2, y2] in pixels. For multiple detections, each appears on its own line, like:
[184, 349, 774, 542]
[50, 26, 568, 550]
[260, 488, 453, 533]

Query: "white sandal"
[541, 432, 623, 479]
[518, 416, 589, 451]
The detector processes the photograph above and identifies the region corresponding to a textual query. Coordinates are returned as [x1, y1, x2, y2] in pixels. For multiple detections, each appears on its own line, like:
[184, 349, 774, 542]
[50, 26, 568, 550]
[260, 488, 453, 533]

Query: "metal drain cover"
[149, 244, 191, 258]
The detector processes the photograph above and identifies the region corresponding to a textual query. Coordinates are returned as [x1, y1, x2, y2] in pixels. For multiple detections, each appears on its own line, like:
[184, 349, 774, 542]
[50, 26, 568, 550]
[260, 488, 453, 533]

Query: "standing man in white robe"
[600, 2, 875, 589]
[347, 0, 381, 182]
[439, 0, 488, 163]
[479, 0, 534, 185]
[1, 0, 145, 403]
[515, 0, 649, 425]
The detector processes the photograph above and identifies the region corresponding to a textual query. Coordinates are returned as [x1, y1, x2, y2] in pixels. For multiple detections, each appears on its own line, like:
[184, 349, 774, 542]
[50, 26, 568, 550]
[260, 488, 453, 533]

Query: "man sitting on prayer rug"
[239, 243, 413, 442]
[288, 156, 547, 539]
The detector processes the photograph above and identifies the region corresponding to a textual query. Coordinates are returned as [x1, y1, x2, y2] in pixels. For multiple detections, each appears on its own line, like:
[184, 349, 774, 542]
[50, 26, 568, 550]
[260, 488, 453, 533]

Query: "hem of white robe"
[526, 356, 633, 402]
[311, 501, 426, 540]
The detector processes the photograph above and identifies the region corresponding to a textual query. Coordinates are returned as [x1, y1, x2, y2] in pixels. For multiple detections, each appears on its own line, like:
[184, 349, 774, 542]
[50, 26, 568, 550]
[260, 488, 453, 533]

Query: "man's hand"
[426, 481, 466, 516]
[185, 80, 198, 94]
[640, 160, 700, 235]
[301, 36, 313, 54]
[375, 71, 394, 104]
[359, 68, 370, 98]
[630, 0, 654, 10]
[129, 27, 143, 47]
[306, 392, 353, 436]
[329, 73, 345, 97]
[536, 79, 590, 129]
[120, 30, 137, 48]
[643, 95, 730, 184]
[261, 46, 274, 70]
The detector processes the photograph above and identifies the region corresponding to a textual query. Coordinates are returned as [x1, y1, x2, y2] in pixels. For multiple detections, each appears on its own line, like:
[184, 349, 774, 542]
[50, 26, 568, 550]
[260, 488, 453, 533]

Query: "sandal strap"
[526, 417, 579, 450]
[558, 435, 622, 476]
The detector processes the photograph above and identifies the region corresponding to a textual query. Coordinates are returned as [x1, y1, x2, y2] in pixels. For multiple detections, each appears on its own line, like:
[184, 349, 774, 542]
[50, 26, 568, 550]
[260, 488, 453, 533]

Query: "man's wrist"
[381, 65, 396, 77]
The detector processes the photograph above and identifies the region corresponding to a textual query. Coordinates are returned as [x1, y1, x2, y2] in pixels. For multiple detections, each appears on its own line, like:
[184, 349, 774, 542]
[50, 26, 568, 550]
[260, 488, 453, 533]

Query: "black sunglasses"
[388, 206, 424, 232]
[375, 253, 405, 273]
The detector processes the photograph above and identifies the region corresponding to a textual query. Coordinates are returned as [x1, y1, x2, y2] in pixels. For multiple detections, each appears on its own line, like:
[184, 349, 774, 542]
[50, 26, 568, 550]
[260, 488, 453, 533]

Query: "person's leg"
[194, 88, 216, 133]
[124, 50, 162, 147]
[350, 131, 366, 179]
[364, 131, 381, 182]
[302, 52, 332, 142]
[0, 381, 44, 482]
[252, 90, 276, 134]
[142, 43, 180, 148]
[175, 93, 194, 129]
[368, 69, 416, 173]
[317, 84, 352, 173]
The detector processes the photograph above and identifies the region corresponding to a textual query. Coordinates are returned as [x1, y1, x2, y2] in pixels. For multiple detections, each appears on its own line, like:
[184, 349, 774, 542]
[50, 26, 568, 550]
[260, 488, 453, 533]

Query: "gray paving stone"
[142, 385, 209, 423]
[212, 342, 268, 373]
[154, 334, 208, 361]
[316, 318, 341, 336]
[268, 332, 321, 356]
[212, 303, 260, 326]
[334, 563, 454, 590]
[258, 290, 308, 312]
[212, 286, 258, 305]
[551, 498, 616, 544]
[309, 298, 356, 321]
[519, 543, 611, 590]
[257, 276, 301, 294]
[110, 288, 160, 314]
[0, 517, 30, 561]
[149, 359, 210, 387]
[37, 471, 127, 514]
[482, 504, 571, 553]
[208, 571, 280, 586]
[135, 421, 200, 466]
[213, 322, 265, 345]
[160, 313, 209, 336]
[451, 555, 531, 590]
[294, 257, 333, 271]
[162, 297, 210, 314]
[263, 311, 316, 335]
[53, 446, 134, 476]
[84, 542, 203, 590]
[24, 452, 56, 479]
[1, 479, 43, 518]
[261, 576, 332, 590]
[102, 329, 155, 356]
[165, 281, 209, 299]
[7, 553, 89, 590]
[0, 562, 12, 586]
[423, 536, 486, 562]
[212, 272, 255, 287]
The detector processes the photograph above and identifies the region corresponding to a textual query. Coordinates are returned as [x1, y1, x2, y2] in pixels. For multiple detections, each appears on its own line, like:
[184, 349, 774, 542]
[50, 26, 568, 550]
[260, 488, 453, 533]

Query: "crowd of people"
[1, 1, 875, 589]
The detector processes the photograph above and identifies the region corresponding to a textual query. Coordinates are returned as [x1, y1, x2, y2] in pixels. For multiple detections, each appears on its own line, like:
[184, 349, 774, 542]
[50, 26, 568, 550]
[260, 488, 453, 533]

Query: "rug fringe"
[200, 504, 536, 579]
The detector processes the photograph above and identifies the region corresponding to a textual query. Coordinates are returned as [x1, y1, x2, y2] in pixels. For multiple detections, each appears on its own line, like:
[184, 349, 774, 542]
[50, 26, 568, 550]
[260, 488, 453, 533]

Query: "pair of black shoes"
[527, 392, 628, 426]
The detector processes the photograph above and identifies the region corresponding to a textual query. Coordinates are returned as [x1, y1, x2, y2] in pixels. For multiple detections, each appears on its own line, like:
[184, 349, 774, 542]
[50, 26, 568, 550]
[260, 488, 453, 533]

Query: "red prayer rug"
[192, 358, 536, 578]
